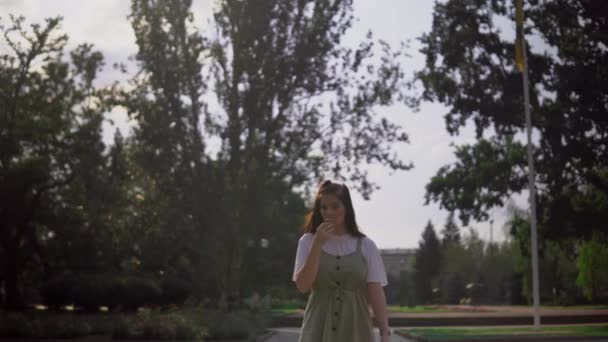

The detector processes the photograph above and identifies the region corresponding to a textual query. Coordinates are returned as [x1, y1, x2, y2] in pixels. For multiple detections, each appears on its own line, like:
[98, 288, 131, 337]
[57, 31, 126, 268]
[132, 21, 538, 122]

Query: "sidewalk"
[263, 328, 412, 342]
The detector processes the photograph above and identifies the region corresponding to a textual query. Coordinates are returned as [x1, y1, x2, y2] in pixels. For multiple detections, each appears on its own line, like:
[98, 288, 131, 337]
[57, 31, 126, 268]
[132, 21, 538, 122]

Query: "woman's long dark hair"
[303, 180, 365, 237]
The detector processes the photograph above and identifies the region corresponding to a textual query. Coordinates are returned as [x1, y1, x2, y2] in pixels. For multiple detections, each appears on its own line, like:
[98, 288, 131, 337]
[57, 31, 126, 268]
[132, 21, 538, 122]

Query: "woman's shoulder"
[299, 233, 314, 243]
[361, 235, 379, 250]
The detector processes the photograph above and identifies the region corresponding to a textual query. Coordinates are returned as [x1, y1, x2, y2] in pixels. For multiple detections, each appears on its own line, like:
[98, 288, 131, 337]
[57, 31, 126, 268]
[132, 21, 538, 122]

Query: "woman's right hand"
[314, 220, 335, 244]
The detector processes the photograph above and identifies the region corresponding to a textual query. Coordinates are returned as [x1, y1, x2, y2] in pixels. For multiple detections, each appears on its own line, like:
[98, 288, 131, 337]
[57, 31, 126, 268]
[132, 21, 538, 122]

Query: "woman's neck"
[332, 224, 348, 236]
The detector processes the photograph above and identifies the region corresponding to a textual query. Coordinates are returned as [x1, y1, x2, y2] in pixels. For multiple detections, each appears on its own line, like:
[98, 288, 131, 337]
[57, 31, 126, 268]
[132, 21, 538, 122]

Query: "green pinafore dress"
[299, 237, 374, 342]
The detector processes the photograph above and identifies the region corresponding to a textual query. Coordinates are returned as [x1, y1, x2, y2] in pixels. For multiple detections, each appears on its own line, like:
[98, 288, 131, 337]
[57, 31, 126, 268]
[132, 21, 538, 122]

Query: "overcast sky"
[1, 0, 526, 248]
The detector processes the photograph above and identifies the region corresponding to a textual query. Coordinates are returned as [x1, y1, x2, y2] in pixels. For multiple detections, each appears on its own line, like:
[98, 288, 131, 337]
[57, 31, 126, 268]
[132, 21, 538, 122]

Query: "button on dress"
[298, 237, 374, 342]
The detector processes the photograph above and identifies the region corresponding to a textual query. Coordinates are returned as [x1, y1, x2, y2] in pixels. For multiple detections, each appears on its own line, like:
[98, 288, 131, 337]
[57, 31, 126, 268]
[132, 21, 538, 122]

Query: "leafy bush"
[41, 315, 92, 338]
[203, 309, 270, 340]
[40, 272, 77, 309]
[0, 312, 91, 338]
[111, 308, 206, 340]
[42, 273, 167, 311]
[143, 313, 201, 340]
[206, 312, 249, 339]
[72, 274, 114, 311]
[577, 235, 608, 302]
[0, 312, 35, 337]
[160, 277, 192, 306]
[112, 315, 144, 340]
[118, 276, 163, 311]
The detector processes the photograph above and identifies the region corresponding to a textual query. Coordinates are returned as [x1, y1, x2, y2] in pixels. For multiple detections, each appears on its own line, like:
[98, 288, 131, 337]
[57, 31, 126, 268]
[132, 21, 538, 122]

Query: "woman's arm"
[367, 282, 390, 338]
[294, 235, 324, 293]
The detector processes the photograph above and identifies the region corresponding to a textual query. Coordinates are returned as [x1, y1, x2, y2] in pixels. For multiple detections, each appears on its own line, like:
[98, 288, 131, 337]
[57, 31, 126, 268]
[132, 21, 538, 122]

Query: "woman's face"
[319, 193, 346, 226]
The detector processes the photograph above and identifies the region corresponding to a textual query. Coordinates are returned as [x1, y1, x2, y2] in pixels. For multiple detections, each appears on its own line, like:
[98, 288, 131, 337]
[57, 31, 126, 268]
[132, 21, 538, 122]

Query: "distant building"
[380, 248, 416, 278]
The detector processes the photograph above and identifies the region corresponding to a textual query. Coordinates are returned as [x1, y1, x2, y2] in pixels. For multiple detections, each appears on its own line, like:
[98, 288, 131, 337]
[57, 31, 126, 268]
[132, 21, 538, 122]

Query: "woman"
[292, 180, 391, 341]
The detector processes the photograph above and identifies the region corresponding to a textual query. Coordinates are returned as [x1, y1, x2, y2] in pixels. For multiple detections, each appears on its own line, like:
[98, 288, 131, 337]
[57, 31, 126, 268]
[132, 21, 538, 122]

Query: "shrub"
[206, 312, 249, 339]
[42, 272, 168, 311]
[41, 272, 77, 309]
[161, 277, 192, 307]
[112, 308, 206, 340]
[203, 309, 271, 340]
[119, 276, 163, 311]
[72, 274, 114, 311]
[0, 312, 90, 338]
[112, 315, 144, 340]
[41, 315, 92, 338]
[0, 312, 36, 337]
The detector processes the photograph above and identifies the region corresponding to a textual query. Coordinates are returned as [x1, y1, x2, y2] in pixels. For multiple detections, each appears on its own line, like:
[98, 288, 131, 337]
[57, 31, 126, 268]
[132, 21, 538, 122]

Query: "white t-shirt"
[292, 233, 388, 287]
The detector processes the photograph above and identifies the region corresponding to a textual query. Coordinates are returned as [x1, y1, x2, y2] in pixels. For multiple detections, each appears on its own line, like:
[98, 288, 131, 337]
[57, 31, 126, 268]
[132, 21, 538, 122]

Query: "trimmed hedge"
[0, 312, 91, 338]
[0, 307, 271, 340]
[41, 272, 192, 311]
[112, 309, 205, 340]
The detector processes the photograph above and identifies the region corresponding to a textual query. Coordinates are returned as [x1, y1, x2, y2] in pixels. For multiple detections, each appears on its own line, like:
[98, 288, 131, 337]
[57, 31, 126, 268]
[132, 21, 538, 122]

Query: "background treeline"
[392, 0, 608, 307]
[1, 0, 606, 312]
[0, 0, 413, 311]
[388, 207, 608, 306]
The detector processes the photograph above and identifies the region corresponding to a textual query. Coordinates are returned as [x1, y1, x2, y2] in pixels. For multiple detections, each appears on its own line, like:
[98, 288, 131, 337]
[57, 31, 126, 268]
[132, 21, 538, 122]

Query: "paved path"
[264, 328, 412, 342]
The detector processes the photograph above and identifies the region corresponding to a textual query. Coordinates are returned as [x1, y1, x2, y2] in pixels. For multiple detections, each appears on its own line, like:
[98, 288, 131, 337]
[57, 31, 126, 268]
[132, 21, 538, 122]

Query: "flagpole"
[521, 31, 541, 331]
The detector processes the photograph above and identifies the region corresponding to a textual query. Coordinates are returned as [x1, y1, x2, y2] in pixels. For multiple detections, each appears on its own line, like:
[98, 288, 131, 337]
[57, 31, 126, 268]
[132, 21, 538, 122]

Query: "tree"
[123, 0, 417, 305]
[441, 211, 460, 245]
[123, 0, 218, 297]
[479, 241, 517, 304]
[0, 15, 107, 308]
[395, 271, 415, 307]
[413, 220, 441, 304]
[205, 0, 416, 303]
[418, 0, 608, 241]
[576, 234, 608, 303]
[506, 202, 583, 305]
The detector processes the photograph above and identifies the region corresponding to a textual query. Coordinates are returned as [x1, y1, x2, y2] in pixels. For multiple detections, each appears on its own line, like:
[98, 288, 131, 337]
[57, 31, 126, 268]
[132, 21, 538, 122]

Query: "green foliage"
[479, 243, 517, 305]
[399, 325, 608, 339]
[209, 0, 416, 195]
[419, 0, 608, 241]
[432, 226, 526, 305]
[202, 309, 270, 340]
[1, 0, 418, 308]
[401, 272, 416, 307]
[441, 211, 461, 245]
[112, 308, 206, 340]
[443, 272, 465, 305]
[201, 0, 417, 303]
[577, 234, 608, 302]
[40, 273, 194, 311]
[506, 205, 585, 305]
[40, 272, 76, 309]
[0, 14, 111, 308]
[160, 277, 193, 307]
[0, 312, 92, 338]
[425, 136, 527, 225]
[118, 276, 163, 311]
[414, 221, 442, 304]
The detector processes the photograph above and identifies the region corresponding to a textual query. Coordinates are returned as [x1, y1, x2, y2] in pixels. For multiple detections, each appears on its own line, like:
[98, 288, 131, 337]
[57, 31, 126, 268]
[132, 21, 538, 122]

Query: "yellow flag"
[515, 0, 525, 72]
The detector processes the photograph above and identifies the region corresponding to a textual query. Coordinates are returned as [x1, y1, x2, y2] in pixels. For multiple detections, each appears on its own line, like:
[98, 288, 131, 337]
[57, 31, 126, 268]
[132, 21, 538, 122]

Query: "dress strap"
[356, 237, 363, 253]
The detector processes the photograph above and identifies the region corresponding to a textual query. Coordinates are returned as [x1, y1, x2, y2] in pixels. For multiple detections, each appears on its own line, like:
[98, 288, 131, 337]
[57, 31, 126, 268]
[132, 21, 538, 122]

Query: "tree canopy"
[418, 0, 608, 241]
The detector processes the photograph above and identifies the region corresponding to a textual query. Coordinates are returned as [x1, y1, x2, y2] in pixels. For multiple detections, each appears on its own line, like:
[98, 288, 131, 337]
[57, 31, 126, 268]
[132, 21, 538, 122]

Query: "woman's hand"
[380, 333, 390, 342]
[314, 220, 335, 244]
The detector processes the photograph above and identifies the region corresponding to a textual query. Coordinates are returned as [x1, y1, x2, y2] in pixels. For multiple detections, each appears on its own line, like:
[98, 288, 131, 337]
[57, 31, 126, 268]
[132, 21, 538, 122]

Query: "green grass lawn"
[271, 305, 448, 314]
[539, 305, 608, 310]
[398, 325, 608, 340]
[272, 305, 457, 314]
[388, 306, 452, 313]
[271, 304, 608, 315]
[271, 307, 302, 314]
